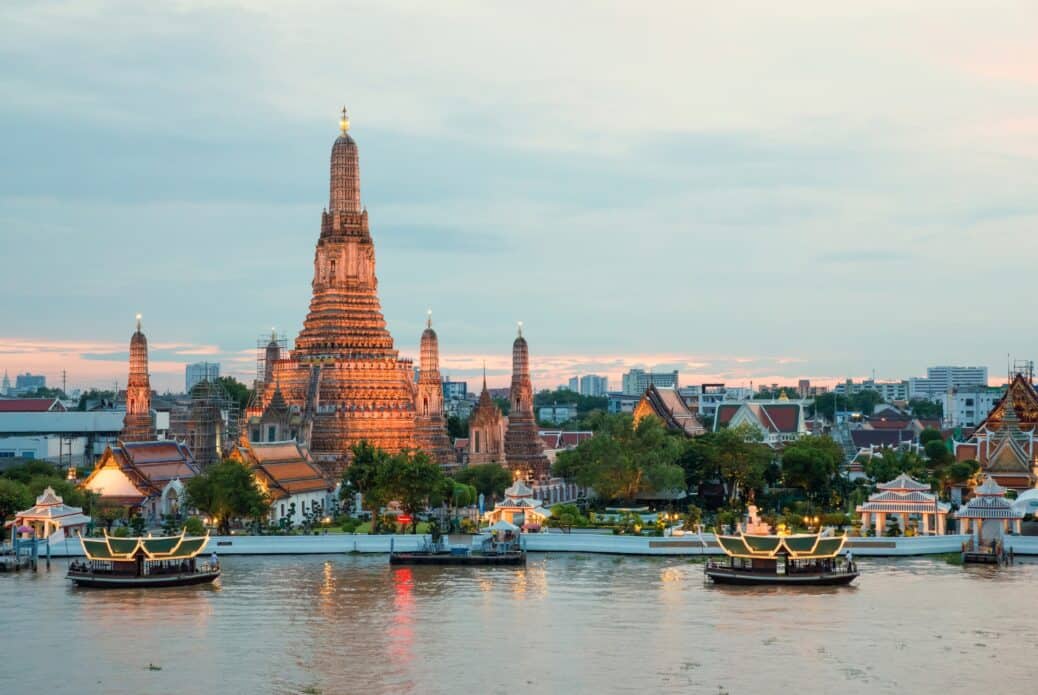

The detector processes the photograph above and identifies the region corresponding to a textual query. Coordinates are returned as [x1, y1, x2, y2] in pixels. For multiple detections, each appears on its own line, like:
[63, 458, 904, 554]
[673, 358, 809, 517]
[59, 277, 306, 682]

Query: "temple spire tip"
[339, 105, 350, 134]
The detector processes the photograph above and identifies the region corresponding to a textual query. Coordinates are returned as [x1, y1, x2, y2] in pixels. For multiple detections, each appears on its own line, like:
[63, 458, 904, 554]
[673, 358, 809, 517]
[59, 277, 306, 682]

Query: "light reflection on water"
[2, 555, 1036, 694]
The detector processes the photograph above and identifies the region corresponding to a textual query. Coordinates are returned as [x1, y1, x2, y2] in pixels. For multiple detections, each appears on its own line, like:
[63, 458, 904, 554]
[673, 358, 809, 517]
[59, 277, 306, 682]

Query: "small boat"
[389, 531, 526, 567]
[67, 530, 219, 588]
[705, 532, 858, 586]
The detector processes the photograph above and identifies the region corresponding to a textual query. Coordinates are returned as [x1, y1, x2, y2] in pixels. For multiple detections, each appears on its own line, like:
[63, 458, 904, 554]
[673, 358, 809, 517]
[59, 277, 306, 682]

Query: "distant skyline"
[2, 2, 1037, 393]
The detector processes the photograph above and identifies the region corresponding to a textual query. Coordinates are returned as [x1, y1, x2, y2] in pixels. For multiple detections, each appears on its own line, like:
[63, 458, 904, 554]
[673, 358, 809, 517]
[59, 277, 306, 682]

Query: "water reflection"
[3, 555, 1038, 694]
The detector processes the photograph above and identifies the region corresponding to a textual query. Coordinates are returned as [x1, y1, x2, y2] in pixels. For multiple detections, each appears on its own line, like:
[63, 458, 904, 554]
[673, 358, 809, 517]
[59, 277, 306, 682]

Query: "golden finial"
[136, 313, 142, 332]
[517, 321, 523, 337]
[426, 309, 432, 329]
[339, 106, 350, 134]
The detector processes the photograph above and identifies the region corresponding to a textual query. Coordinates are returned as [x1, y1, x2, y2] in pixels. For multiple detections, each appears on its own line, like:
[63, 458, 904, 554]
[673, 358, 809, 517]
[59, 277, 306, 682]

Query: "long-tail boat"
[705, 532, 858, 586]
[67, 530, 218, 588]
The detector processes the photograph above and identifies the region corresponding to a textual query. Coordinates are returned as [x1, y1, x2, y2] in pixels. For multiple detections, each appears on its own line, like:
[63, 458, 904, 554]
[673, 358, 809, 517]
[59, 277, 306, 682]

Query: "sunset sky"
[2, 1, 1037, 392]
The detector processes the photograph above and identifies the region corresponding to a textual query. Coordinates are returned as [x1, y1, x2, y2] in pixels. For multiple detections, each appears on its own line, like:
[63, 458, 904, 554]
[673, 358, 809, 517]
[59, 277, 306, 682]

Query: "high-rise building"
[909, 366, 989, 401]
[622, 368, 678, 395]
[503, 324, 550, 480]
[579, 374, 608, 397]
[122, 314, 155, 442]
[441, 377, 468, 401]
[251, 109, 417, 473]
[567, 376, 579, 392]
[185, 362, 220, 392]
[414, 313, 452, 466]
[14, 373, 45, 395]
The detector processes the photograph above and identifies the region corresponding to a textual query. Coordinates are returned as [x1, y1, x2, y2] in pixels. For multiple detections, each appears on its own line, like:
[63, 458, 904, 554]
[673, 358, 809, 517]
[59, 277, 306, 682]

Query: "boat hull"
[390, 552, 526, 567]
[67, 570, 220, 589]
[705, 567, 858, 586]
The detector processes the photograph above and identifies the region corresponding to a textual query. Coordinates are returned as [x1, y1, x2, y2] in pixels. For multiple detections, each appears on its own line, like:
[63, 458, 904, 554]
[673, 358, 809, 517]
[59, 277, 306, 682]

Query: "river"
[1, 554, 1034, 694]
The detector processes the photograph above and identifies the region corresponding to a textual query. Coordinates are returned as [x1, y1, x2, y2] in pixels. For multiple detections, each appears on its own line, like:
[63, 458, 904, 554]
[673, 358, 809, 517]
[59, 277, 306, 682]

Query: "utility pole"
[61, 370, 67, 396]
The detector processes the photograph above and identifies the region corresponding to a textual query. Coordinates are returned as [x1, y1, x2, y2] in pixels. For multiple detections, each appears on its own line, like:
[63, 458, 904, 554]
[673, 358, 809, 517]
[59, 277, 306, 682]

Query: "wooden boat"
[705, 532, 858, 586]
[67, 530, 219, 588]
[389, 533, 526, 567]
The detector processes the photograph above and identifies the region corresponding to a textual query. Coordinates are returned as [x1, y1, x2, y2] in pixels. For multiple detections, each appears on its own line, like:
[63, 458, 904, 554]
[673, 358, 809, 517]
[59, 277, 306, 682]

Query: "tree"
[185, 459, 270, 534]
[863, 447, 926, 483]
[380, 450, 449, 533]
[781, 436, 844, 496]
[454, 463, 512, 501]
[77, 389, 116, 411]
[0, 478, 32, 523]
[25, 386, 66, 399]
[446, 415, 469, 440]
[919, 428, 944, 447]
[924, 439, 952, 467]
[553, 414, 685, 503]
[341, 441, 392, 532]
[909, 399, 943, 419]
[217, 376, 251, 412]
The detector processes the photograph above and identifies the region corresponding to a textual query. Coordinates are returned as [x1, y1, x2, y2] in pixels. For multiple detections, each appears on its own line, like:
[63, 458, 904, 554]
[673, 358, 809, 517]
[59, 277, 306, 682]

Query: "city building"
[714, 398, 807, 446]
[81, 440, 199, 523]
[122, 315, 155, 442]
[0, 411, 125, 467]
[856, 473, 950, 535]
[441, 377, 468, 401]
[834, 379, 909, 403]
[229, 439, 336, 526]
[537, 402, 578, 425]
[607, 392, 640, 414]
[1, 370, 10, 396]
[579, 374, 608, 397]
[502, 325, 551, 480]
[909, 365, 989, 401]
[413, 313, 453, 467]
[13, 373, 45, 395]
[633, 384, 705, 437]
[567, 376, 579, 392]
[0, 398, 66, 413]
[622, 369, 678, 395]
[249, 110, 418, 474]
[952, 374, 1038, 492]
[185, 362, 220, 392]
[942, 385, 1004, 428]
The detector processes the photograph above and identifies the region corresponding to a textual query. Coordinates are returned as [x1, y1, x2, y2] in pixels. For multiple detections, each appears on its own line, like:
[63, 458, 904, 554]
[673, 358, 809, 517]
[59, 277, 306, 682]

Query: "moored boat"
[389, 523, 526, 567]
[705, 532, 858, 586]
[67, 530, 219, 588]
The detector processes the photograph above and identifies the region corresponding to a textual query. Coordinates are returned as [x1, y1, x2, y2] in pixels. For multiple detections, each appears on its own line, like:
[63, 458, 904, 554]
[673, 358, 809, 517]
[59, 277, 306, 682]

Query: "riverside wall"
[41, 532, 1038, 558]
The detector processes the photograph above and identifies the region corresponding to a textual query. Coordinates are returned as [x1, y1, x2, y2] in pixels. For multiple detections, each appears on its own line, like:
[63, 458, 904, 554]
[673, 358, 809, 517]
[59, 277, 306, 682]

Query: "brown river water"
[1, 554, 1034, 694]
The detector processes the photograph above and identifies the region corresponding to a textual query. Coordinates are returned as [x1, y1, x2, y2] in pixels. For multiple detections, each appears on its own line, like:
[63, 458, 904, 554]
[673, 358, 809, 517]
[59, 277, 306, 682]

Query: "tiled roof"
[0, 398, 64, 412]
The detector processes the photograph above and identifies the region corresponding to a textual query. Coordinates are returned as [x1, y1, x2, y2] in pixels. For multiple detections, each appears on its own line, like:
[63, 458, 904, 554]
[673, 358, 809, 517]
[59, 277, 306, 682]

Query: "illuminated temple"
[121, 315, 155, 442]
[252, 110, 420, 473]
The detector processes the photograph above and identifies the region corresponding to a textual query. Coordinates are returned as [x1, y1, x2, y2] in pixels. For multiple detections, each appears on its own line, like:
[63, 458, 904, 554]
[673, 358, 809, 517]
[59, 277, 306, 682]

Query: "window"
[0, 451, 14, 458]
[252, 428, 260, 442]
[21, 451, 35, 459]
[268, 426, 277, 442]
[475, 431, 481, 453]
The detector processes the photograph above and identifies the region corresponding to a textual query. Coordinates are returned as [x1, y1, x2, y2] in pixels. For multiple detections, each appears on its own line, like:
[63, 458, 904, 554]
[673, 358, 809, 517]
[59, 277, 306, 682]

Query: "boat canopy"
[81, 530, 209, 562]
[717, 533, 846, 560]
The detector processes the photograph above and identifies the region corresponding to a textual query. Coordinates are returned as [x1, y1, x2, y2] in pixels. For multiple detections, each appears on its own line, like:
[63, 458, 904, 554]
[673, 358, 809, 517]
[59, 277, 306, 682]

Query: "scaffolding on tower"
[169, 375, 240, 469]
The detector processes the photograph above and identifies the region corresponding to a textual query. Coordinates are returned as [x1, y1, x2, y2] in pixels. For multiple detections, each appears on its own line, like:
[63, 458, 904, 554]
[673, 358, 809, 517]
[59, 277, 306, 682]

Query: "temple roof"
[634, 385, 705, 437]
[82, 441, 198, 504]
[234, 439, 331, 500]
[876, 473, 931, 491]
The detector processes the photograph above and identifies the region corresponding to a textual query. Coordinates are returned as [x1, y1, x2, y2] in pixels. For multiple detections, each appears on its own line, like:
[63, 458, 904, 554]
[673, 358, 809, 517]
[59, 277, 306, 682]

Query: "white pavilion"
[955, 476, 1024, 543]
[856, 473, 950, 535]
[6, 486, 91, 543]
[483, 481, 551, 529]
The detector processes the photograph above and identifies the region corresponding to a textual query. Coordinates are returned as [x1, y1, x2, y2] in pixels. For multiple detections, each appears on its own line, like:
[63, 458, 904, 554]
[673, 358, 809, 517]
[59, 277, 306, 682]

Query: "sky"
[2, 1, 1037, 393]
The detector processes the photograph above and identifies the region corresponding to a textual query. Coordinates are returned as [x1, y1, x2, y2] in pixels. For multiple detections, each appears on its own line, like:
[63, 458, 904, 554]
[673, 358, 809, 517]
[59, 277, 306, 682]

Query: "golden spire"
[136, 313, 142, 332]
[517, 320, 523, 338]
[427, 309, 432, 329]
[339, 106, 350, 135]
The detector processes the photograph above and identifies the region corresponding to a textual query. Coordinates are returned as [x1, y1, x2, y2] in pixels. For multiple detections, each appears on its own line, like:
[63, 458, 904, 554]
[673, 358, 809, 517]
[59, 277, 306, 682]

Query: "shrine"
[856, 473, 950, 535]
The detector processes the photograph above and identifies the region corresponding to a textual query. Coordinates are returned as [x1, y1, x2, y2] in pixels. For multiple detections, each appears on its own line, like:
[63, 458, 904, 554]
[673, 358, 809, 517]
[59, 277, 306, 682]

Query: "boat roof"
[716, 533, 847, 560]
[80, 530, 209, 562]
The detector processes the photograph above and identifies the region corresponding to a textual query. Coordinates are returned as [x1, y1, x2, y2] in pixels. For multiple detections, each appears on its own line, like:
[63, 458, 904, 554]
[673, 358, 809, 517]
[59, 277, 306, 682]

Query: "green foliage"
[340, 517, 362, 533]
[864, 447, 926, 483]
[184, 517, 206, 535]
[185, 459, 270, 534]
[112, 526, 129, 538]
[812, 391, 886, 418]
[24, 386, 66, 399]
[919, 428, 944, 447]
[446, 415, 469, 439]
[946, 459, 979, 484]
[533, 389, 608, 414]
[678, 424, 773, 505]
[683, 504, 703, 530]
[450, 482, 477, 508]
[553, 414, 685, 503]
[909, 399, 943, 419]
[493, 397, 511, 416]
[454, 463, 512, 500]
[0, 478, 33, 522]
[129, 514, 147, 536]
[780, 436, 844, 495]
[77, 389, 116, 411]
[924, 439, 951, 466]
[548, 503, 588, 530]
[217, 376, 251, 412]
[95, 504, 128, 532]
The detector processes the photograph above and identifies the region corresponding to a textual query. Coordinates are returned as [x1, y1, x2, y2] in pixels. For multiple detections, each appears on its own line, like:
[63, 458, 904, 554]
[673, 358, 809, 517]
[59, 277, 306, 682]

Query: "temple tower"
[414, 312, 453, 466]
[503, 323, 550, 480]
[469, 366, 505, 465]
[256, 108, 416, 473]
[121, 314, 155, 441]
[263, 329, 281, 385]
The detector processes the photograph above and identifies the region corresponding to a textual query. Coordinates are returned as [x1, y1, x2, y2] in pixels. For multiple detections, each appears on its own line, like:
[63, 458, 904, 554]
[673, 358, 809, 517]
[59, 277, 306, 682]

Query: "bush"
[112, 526, 129, 538]
[184, 517, 206, 535]
[340, 517, 362, 533]
[459, 518, 479, 534]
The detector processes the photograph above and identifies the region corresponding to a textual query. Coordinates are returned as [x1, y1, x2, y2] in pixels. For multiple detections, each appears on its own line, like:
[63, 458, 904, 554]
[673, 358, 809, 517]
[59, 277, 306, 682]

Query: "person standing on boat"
[210, 551, 219, 571]
[845, 549, 853, 571]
